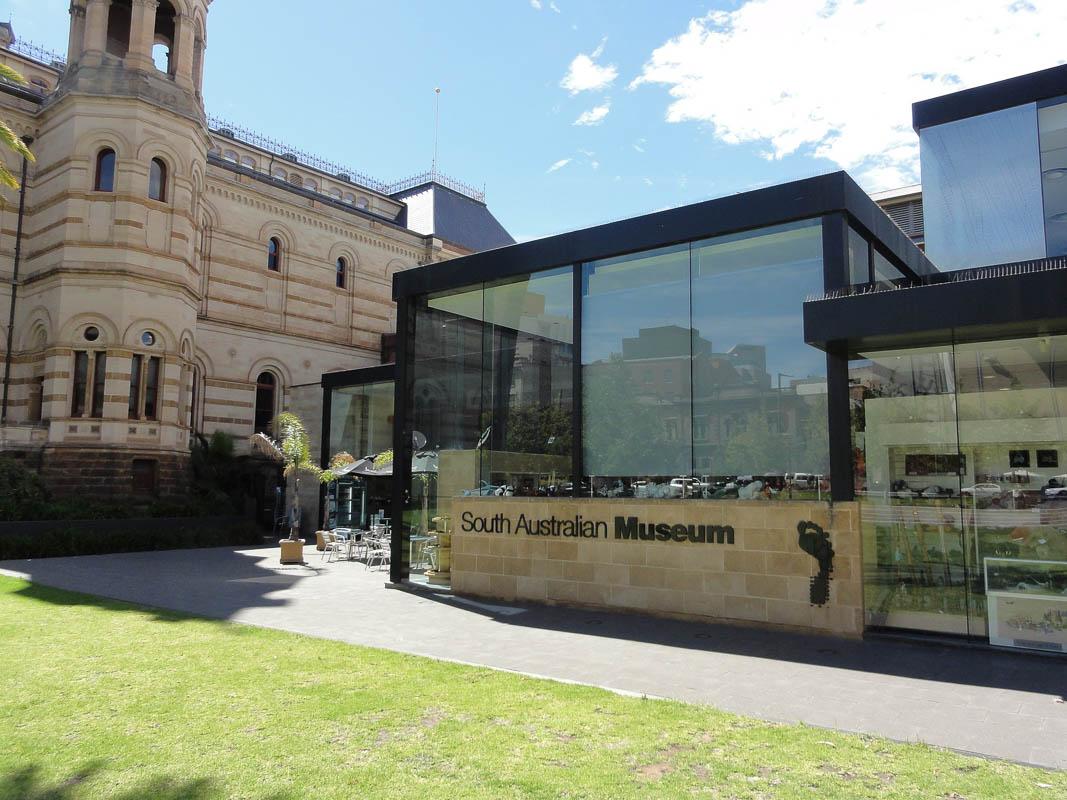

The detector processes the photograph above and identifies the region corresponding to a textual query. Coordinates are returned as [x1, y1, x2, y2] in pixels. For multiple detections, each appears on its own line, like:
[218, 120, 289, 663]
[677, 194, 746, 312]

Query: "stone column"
[67, 2, 88, 65]
[125, 0, 159, 72]
[80, 0, 111, 66]
[192, 36, 204, 96]
[173, 12, 195, 87]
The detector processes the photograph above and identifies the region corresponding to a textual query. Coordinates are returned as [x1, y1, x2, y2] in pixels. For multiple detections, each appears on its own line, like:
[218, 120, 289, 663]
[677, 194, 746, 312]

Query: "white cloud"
[550, 1, 561, 11]
[530, 0, 542, 9]
[632, 138, 646, 153]
[591, 160, 600, 169]
[560, 38, 618, 95]
[574, 101, 611, 126]
[547, 158, 572, 173]
[630, 0, 1067, 191]
[643, 178, 653, 186]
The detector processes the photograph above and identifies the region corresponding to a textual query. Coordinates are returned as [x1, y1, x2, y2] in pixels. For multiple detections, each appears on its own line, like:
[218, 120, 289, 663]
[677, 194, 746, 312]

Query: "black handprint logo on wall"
[797, 520, 834, 606]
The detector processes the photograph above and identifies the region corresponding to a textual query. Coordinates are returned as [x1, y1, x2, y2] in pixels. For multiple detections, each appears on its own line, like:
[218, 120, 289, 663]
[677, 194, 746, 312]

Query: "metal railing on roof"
[805, 255, 1067, 302]
[208, 115, 487, 202]
[208, 115, 392, 194]
[388, 171, 485, 203]
[5, 39, 66, 68]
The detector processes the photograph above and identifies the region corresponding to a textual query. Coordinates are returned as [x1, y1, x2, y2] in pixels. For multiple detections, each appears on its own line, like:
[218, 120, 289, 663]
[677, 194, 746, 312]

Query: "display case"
[326, 476, 367, 530]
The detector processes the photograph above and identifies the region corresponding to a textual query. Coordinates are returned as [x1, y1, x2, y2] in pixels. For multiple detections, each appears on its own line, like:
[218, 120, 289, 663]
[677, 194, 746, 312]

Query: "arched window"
[95, 149, 116, 192]
[267, 237, 281, 271]
[336, 257, 347, 289]
[149, 158, 167, 201]
[254, 371, 277, 434]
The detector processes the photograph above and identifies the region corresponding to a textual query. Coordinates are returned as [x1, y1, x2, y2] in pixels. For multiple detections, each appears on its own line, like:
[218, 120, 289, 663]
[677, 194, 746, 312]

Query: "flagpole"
[432, 87, 441, 182]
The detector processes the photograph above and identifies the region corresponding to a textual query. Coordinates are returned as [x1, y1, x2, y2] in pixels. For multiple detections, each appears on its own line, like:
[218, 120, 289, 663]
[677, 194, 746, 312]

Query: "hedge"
[0, 517, 264, 560]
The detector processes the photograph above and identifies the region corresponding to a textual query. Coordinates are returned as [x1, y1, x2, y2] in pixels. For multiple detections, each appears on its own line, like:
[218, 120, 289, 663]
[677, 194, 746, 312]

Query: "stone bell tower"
[5, 0, 214, 498]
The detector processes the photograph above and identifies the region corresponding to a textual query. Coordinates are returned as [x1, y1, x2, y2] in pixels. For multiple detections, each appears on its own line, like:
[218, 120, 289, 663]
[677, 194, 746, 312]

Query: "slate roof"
[393, 181, 514, 253]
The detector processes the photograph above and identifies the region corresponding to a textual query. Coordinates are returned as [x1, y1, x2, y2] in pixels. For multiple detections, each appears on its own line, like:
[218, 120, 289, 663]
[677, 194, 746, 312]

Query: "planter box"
[279, 538, 306, 564]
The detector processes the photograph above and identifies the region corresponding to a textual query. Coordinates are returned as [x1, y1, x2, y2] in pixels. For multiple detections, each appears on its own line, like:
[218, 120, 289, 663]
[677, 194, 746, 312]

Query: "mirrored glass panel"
[1039, 98, 1067, 257]
[408, 286, 485, 538]
[920, 103, 1046, 270]
[581, 244, 692, 498]
[691, 219, 828, 499]
[481, 268, 574, 497]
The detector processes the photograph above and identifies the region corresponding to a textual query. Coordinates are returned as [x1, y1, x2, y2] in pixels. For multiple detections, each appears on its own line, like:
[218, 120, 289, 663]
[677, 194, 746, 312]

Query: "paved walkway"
[2, 545, 1065, 770]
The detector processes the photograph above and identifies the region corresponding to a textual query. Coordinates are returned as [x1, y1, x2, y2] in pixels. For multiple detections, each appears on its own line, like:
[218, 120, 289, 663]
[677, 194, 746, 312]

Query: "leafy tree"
[0, 64, 35, 190]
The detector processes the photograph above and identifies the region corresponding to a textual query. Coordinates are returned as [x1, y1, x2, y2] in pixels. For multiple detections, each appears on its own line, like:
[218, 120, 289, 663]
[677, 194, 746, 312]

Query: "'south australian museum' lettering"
[460, 511, 607, 538]
[459, 511, 735, 545]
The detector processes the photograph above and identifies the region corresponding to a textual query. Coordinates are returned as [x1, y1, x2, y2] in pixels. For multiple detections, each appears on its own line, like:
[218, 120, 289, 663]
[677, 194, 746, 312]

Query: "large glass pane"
[954, 335, 1067, 649]
[481, 268, 573, 497]
[851, 348, 968, 635]
[691, 219, 827, 499]
[1038, 98, 1067, 257]
[328, 380, 395, 528]
[408, 285, 485, 535]
[581, 244, 691, 498]
[920, 103, 1046, 270]
[329, 381, 394, 460]
[847, 225, 870, 285]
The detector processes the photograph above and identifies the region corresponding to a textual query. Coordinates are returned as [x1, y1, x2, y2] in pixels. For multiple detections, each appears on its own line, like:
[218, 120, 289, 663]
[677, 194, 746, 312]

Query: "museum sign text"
[459, 511, 735, 545]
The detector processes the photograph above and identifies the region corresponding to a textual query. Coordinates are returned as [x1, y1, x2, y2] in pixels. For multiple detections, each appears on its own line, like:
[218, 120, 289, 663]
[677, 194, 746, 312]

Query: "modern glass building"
[318, 63, 1067, 654]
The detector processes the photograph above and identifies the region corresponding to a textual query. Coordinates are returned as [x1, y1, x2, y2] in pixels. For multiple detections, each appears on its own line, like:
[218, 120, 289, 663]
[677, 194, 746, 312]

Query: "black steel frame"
[393, 172, 935, 302]
[912, 63, 1067, 133]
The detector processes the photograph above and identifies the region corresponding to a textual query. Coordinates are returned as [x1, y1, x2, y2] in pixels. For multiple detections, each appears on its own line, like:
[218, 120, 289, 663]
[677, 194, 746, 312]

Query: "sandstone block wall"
[450, 497, 863, 636]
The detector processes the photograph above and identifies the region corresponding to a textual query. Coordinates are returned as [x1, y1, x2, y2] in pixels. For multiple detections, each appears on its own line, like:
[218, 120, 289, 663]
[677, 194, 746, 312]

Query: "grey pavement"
[2, 545, 1065, 770]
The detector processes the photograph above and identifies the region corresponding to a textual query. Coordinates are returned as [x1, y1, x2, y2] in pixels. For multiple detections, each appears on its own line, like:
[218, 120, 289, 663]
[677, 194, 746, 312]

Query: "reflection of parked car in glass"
[787, 472, 817, 489]
[1042, 477, 1067, 500]
[669, 477, 708, 497]
[463, 481, 503, 496]
[920, 485, 955, 498]
[961, 483, 1002, 498]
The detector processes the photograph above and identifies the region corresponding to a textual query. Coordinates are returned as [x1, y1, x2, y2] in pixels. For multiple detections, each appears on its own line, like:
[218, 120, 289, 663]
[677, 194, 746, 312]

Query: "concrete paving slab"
[2, 545, 1065, 770]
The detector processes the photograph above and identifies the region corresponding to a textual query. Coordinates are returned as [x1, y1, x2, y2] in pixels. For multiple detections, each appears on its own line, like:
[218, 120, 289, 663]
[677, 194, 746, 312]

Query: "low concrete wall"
[450, 497, 862, 636]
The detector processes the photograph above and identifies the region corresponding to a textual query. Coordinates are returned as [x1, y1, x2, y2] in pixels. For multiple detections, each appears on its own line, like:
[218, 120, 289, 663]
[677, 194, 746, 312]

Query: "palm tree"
[272, 412, 328, 540]
[0, 64, 35, 190]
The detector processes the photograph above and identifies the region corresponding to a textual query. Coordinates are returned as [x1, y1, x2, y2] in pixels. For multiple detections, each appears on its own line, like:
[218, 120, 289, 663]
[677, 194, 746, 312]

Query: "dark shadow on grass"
[0, 546, 325, 624]
[401, 584, 1067, 702]
[0, 762, 293, 800]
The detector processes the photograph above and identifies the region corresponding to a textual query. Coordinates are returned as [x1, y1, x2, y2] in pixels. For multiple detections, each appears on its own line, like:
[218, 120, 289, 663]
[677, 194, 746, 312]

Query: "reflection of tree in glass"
[721, 412, 779, 475]
[583, 356, 676, 476]
[503, 403, 572, 455]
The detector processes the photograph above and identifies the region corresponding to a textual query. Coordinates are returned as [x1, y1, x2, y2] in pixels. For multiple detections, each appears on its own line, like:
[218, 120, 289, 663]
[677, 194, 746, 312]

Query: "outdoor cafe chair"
[365, 537, 391, 570]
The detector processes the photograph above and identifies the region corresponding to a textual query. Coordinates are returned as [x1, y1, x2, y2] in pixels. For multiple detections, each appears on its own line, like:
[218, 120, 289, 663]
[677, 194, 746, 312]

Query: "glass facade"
[920, 103, 1047, 270]
[329, 380, 394, 461]
[852, 336, 1067, 650]
[1038, 97, 1067, 257]
[406, 269, 575, 532]
[326, 379, 395, 530]
[402, 217, 832, 531]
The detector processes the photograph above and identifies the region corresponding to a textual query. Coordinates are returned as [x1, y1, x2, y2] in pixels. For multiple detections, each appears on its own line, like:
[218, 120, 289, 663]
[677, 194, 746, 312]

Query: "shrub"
[0, 456, 51, 521]
[0, 519, 263, 560]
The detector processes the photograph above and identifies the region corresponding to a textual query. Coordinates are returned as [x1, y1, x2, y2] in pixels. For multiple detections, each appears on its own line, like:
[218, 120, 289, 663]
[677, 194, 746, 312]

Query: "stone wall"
[450, 497, 862, 636]
[39, 446, 189, 500]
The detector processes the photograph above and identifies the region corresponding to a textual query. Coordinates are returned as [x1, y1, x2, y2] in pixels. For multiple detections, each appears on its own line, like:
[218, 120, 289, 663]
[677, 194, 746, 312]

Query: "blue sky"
[6, 0, 1067, 241]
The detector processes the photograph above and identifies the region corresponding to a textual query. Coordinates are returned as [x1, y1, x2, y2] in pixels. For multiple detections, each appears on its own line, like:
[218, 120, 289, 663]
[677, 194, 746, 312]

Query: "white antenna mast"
[432, 87, 441, 182]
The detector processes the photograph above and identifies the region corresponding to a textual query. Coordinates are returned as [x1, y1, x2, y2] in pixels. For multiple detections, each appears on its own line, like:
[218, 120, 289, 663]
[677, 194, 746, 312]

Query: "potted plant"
[272, 412, 329, 564]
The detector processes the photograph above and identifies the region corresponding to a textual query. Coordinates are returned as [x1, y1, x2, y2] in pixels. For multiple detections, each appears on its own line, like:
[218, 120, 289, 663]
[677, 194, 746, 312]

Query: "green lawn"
[0, 576, 1063, 800]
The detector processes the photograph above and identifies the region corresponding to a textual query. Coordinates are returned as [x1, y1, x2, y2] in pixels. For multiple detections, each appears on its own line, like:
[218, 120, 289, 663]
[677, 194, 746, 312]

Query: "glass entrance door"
[953, 336, 1067, 649]
[851, 347, 972, 636]
[853, 336, 1067, 648]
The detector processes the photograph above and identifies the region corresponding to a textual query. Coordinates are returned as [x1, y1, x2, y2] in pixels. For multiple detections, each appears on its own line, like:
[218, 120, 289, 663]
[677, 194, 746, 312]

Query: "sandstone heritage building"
[0, 2, 512, 505]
